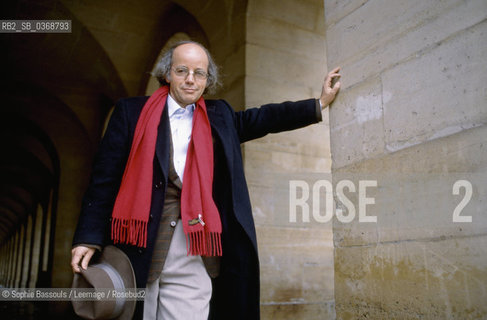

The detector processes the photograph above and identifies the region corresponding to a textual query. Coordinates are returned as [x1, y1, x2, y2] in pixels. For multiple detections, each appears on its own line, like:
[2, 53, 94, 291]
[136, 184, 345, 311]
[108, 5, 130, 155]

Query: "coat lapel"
[206, 103, 234, 175]
[155, 104, 170, 183]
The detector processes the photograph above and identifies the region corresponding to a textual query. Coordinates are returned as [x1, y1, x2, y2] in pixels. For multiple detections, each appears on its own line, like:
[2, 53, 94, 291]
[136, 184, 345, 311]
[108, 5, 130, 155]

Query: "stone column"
[245, 0, 335, 318]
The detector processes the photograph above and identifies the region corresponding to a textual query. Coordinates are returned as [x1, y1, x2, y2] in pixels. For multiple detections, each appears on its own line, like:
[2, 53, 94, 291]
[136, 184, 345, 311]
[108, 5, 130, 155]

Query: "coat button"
[138, 248, 144, 254]
[170, 221, 177, 227]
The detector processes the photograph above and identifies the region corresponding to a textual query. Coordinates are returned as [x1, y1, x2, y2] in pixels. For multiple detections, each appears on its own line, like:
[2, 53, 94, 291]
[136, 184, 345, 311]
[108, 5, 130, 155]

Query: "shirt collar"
[167, 94, 195, 117]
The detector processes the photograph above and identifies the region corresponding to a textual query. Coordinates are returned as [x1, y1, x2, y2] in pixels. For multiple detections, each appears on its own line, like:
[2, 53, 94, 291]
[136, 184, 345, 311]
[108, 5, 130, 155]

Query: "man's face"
[165, 43, 209, 108]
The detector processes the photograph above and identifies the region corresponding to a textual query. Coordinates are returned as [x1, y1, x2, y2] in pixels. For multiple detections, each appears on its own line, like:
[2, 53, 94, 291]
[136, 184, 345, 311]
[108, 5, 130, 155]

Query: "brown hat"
[71, 245, 136, 320]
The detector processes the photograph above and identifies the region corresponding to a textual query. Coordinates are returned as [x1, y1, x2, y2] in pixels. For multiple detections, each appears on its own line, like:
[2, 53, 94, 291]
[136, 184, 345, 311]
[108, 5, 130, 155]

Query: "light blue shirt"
[167, 94, 195, 182]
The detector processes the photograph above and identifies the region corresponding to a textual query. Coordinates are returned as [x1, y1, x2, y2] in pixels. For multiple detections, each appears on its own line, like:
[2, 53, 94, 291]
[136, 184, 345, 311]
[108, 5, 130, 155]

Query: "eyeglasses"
[172, 66, 208, 81]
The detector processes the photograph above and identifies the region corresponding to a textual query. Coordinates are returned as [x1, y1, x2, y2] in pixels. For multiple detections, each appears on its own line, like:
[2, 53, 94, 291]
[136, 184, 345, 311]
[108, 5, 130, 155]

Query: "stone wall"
[325, 0, 487, 318]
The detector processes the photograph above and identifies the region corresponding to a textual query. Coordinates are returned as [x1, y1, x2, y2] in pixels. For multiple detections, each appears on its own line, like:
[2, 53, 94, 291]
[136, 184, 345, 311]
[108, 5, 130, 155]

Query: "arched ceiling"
[60, 0, 211, 96]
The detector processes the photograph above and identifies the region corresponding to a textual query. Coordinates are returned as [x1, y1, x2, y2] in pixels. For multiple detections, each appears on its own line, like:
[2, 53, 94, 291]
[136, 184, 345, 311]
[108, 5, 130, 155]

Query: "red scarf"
[111, 86, 222, 256]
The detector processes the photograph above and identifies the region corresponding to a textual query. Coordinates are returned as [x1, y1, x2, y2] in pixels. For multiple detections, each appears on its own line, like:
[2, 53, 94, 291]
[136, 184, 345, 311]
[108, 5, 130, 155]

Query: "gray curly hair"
[153, 40, 221, 94]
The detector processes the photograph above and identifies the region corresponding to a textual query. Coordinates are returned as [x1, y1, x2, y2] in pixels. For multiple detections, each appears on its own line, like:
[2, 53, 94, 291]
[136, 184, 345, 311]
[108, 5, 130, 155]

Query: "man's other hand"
[71, 246, 96, 273]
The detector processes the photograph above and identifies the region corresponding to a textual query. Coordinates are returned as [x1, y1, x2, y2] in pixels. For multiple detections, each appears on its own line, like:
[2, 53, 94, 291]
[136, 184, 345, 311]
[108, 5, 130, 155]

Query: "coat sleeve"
[231, 98, 322, 143]
[72, 99, 132, 247]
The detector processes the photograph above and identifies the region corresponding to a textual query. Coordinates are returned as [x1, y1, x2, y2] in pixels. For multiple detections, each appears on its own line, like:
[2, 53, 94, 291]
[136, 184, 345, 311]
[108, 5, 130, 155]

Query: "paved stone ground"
[0, 301, 80, 319]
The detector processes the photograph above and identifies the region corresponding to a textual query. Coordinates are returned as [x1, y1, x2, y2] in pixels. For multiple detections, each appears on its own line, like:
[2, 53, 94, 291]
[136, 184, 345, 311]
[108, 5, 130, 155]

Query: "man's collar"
[167, 94, 195, 117]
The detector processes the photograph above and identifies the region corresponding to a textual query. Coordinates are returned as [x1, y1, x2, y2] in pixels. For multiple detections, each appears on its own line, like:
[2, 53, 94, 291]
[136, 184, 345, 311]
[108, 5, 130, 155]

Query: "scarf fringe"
[111, 217, 147, 248]
[186, 231, 222, 256]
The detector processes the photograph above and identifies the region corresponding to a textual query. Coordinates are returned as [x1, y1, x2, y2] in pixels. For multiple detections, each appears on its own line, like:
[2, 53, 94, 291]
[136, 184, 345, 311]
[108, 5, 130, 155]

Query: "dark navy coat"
[73, 96, 320, 319]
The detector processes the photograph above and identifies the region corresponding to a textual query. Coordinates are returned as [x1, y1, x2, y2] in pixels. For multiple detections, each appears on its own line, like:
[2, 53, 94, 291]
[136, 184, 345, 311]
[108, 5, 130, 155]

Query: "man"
[71, 40, 340, 319]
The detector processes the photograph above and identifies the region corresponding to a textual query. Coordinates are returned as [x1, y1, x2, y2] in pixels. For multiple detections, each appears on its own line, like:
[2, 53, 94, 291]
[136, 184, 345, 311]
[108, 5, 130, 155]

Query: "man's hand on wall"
[320, 67, 341, 108]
